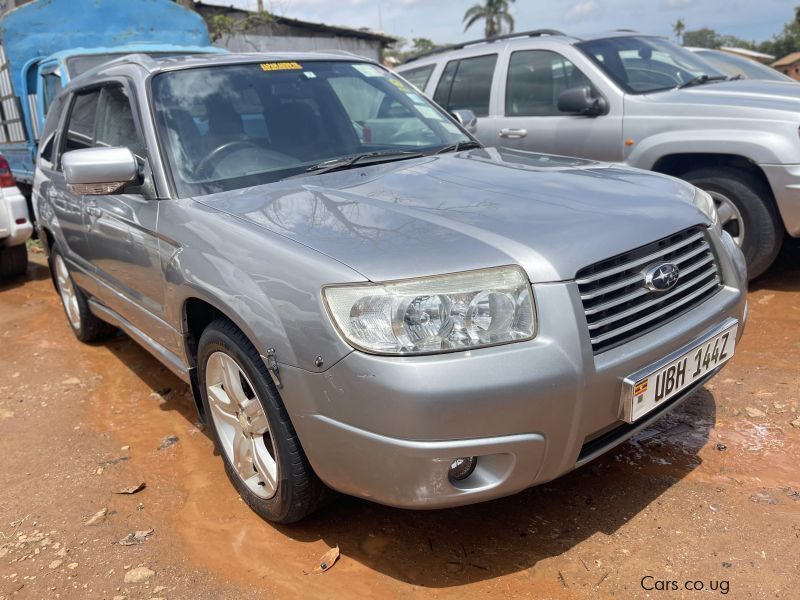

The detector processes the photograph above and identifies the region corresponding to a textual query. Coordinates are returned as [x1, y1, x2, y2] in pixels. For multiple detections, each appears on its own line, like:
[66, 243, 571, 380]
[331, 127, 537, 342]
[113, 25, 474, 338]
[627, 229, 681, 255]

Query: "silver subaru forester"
[34, 52, 747, 522]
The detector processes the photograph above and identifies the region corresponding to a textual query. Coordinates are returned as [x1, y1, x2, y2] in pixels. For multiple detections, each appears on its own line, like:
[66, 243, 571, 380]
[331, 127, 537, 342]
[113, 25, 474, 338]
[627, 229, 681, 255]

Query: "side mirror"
[557, 87, 608, 117]
[62, 147, 137, 195]
[451, 109, 478, 131]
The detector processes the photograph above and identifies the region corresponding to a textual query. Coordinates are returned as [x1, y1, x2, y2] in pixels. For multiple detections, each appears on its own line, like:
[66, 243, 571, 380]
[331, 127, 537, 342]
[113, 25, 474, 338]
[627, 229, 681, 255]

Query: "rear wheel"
[0, 244, 27, 278]
[197, 319, 331, 523]
[684, 167, 782, 279]
[51, 249, 116, 342]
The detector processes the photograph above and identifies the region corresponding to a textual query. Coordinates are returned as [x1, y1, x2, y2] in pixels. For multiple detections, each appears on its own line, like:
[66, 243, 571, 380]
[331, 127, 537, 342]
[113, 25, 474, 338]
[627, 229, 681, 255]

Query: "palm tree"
[463, 0, 516, 39]
[673, 18, 686, 45]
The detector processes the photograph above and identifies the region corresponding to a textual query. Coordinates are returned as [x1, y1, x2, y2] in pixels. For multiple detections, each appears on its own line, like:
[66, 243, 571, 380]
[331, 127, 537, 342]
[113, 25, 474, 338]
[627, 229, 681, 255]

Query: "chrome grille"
[576, 227, 722, 354]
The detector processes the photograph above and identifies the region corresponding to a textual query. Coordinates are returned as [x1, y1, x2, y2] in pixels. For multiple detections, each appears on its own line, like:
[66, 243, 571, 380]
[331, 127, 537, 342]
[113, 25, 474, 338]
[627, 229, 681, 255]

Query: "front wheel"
[684, 167, 783, 280]
[197, 319, 331, 523]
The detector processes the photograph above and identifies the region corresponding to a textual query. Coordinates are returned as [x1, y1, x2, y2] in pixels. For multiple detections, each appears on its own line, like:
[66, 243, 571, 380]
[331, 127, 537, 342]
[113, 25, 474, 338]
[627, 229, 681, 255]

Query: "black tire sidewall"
[684, 168, 782, 279]
[197, 321, 307, 523]
[0, 244, 27, 278]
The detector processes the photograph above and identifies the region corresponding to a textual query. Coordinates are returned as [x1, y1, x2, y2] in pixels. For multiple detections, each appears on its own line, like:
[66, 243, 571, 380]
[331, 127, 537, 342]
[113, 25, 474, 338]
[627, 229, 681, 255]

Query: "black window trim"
[434, 52, 498, 118]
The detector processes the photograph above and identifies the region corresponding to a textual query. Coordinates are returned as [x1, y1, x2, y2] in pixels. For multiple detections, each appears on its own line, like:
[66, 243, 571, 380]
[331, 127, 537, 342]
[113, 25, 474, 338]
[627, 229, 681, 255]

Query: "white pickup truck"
[0, 154, 31, 278]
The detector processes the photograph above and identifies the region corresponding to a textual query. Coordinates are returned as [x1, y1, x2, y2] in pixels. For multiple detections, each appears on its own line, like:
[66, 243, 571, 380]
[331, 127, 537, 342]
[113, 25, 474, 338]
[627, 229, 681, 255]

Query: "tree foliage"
[208, 11, 275, 43]
[672, 19, 686, 44]
[682, 27, 755, 50]
[463, 0, 516, 38]
[681, 6, 800, 59]
[385, 37, 449, 63]
[758, 6, 800, 57]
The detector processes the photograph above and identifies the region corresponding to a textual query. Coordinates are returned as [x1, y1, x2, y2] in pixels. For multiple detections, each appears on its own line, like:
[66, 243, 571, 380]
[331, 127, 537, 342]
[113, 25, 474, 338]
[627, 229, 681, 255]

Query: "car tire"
[197, 318, 331, 524]
[684, 167, 783, 280]
[0, 244, 27, 278]
[50, 248, 117, 343]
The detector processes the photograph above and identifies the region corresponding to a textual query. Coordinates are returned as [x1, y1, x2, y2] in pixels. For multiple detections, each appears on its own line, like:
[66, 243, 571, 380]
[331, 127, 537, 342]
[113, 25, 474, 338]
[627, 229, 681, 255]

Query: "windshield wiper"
[302, 150, 423, 176]
[435, 140, 483, 154]
[677, 74, 729, 89]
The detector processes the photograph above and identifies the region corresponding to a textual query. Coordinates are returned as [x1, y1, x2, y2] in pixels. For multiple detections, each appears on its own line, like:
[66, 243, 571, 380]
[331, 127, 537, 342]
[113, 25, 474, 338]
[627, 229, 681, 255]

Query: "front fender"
[159, 199, 360, 374]
[626, 129, 789, 171]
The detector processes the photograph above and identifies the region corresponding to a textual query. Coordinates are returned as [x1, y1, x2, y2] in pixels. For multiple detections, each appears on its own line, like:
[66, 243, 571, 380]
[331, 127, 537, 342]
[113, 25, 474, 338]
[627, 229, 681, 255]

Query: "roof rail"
[402, 29, 567, 64]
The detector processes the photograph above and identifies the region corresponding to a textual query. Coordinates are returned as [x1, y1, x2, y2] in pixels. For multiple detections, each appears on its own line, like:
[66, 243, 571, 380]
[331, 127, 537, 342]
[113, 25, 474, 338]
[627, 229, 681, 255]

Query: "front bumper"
[761, 163, 800, 236]
[0, 186, 33, 247]
[279, 233, 748, 509]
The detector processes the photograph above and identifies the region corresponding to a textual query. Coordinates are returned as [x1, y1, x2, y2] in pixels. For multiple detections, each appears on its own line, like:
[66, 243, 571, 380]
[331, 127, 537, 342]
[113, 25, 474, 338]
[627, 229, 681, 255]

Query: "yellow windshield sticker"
[260, 61, 303, 71]
[389, 78, 409, 91]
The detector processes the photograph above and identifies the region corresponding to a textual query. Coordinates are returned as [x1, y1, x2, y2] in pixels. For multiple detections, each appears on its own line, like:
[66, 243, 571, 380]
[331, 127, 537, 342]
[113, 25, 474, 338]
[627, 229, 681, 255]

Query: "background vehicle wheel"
[0, 244, 27, 278]
[684, 167, 783, 279]
[50, 249, 116, 343]
[198, 319, 331, 524]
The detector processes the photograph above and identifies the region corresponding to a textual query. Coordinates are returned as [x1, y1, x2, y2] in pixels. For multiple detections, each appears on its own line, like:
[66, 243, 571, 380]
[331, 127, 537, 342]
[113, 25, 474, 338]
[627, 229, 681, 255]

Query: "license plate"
[621, 320, 738, 423]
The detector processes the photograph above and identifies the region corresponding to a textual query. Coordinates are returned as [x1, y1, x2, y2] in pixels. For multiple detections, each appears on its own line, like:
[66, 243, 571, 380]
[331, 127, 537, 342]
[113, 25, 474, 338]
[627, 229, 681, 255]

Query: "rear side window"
[401, 64, 435, 91]
[506, 50, 595, 117]
[63, 90, 100, 153]
[433, 54, 497, 117]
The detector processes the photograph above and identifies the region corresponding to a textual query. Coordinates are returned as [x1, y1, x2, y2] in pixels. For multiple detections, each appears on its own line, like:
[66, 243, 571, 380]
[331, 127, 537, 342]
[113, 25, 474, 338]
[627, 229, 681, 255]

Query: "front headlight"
[693, 188, 721, 233]
[323, 266, 536, 355]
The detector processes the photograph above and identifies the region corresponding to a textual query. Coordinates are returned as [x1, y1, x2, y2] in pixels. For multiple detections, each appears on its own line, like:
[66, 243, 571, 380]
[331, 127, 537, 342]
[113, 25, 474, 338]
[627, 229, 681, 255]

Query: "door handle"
[84, 203, 102, 218]
[499, 128, 528, 139]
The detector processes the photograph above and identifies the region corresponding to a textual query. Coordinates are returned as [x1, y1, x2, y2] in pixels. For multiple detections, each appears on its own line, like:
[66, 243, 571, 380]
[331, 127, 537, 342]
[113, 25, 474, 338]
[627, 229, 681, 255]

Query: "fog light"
[448, 456, 477, 481]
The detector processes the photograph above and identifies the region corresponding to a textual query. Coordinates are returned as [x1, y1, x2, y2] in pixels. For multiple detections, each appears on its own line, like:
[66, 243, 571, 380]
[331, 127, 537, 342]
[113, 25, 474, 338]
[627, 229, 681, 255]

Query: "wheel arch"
[180, 291, 283, 421]
[652, 152, 783, 227]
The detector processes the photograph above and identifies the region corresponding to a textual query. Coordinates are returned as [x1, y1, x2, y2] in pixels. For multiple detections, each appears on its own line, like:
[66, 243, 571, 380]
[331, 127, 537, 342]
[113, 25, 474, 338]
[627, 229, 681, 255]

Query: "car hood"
[195, 147, 706, 283]
[645, 79, 800, 114]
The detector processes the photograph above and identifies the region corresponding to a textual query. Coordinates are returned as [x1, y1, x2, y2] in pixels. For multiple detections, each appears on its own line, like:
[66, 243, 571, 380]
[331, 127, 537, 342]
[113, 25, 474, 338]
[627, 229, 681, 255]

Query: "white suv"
[0, 153, 31, 278]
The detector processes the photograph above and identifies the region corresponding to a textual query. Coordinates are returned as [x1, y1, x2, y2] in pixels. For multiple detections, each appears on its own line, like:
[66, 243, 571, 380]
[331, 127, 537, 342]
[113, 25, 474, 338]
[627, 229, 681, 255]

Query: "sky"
[206, 0, 797, 47]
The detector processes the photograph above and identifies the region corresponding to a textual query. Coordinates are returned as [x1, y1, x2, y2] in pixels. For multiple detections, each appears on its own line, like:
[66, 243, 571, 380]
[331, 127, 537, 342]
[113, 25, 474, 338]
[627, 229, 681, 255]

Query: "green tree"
[463, 0, 516, 39]
[758, 5, 800, 58]
[672, 18, 686, 45]
[411, 38, 438, 54]
[682, 27, 720, 48]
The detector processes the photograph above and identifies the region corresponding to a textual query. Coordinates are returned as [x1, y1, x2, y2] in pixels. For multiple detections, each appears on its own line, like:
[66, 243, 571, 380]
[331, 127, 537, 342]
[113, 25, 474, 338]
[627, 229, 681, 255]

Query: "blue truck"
[0, 0, 223, 198]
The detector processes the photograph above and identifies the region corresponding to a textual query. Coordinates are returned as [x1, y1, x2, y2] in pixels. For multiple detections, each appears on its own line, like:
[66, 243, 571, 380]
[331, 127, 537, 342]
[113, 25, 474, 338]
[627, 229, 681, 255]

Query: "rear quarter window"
[400, 64, 435, 91]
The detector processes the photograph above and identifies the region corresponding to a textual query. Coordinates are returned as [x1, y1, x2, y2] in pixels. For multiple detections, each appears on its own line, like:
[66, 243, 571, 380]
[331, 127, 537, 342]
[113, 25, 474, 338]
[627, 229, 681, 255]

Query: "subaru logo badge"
[644, 262, 680, 292]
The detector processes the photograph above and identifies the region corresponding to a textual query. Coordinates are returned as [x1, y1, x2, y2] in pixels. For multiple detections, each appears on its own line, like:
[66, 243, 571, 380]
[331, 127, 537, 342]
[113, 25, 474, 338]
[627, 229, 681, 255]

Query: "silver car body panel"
[35, 52, 748, 509]
[398, 33, 800, 237]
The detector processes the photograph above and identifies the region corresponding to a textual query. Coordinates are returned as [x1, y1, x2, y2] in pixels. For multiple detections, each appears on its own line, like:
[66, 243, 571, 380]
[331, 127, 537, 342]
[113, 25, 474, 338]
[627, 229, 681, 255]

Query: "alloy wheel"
[708, 190, 745, 247]
[54, 254, 81, 329]
[205, 351, 278, 499]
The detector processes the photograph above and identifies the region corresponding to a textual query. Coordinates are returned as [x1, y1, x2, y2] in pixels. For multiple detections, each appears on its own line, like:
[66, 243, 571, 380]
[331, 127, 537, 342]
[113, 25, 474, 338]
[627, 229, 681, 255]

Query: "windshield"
[694, 50, 792, 82]
[66, 52, 202, 77]
[577, 36, 727, 94]
[152, 61, 470, 196]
